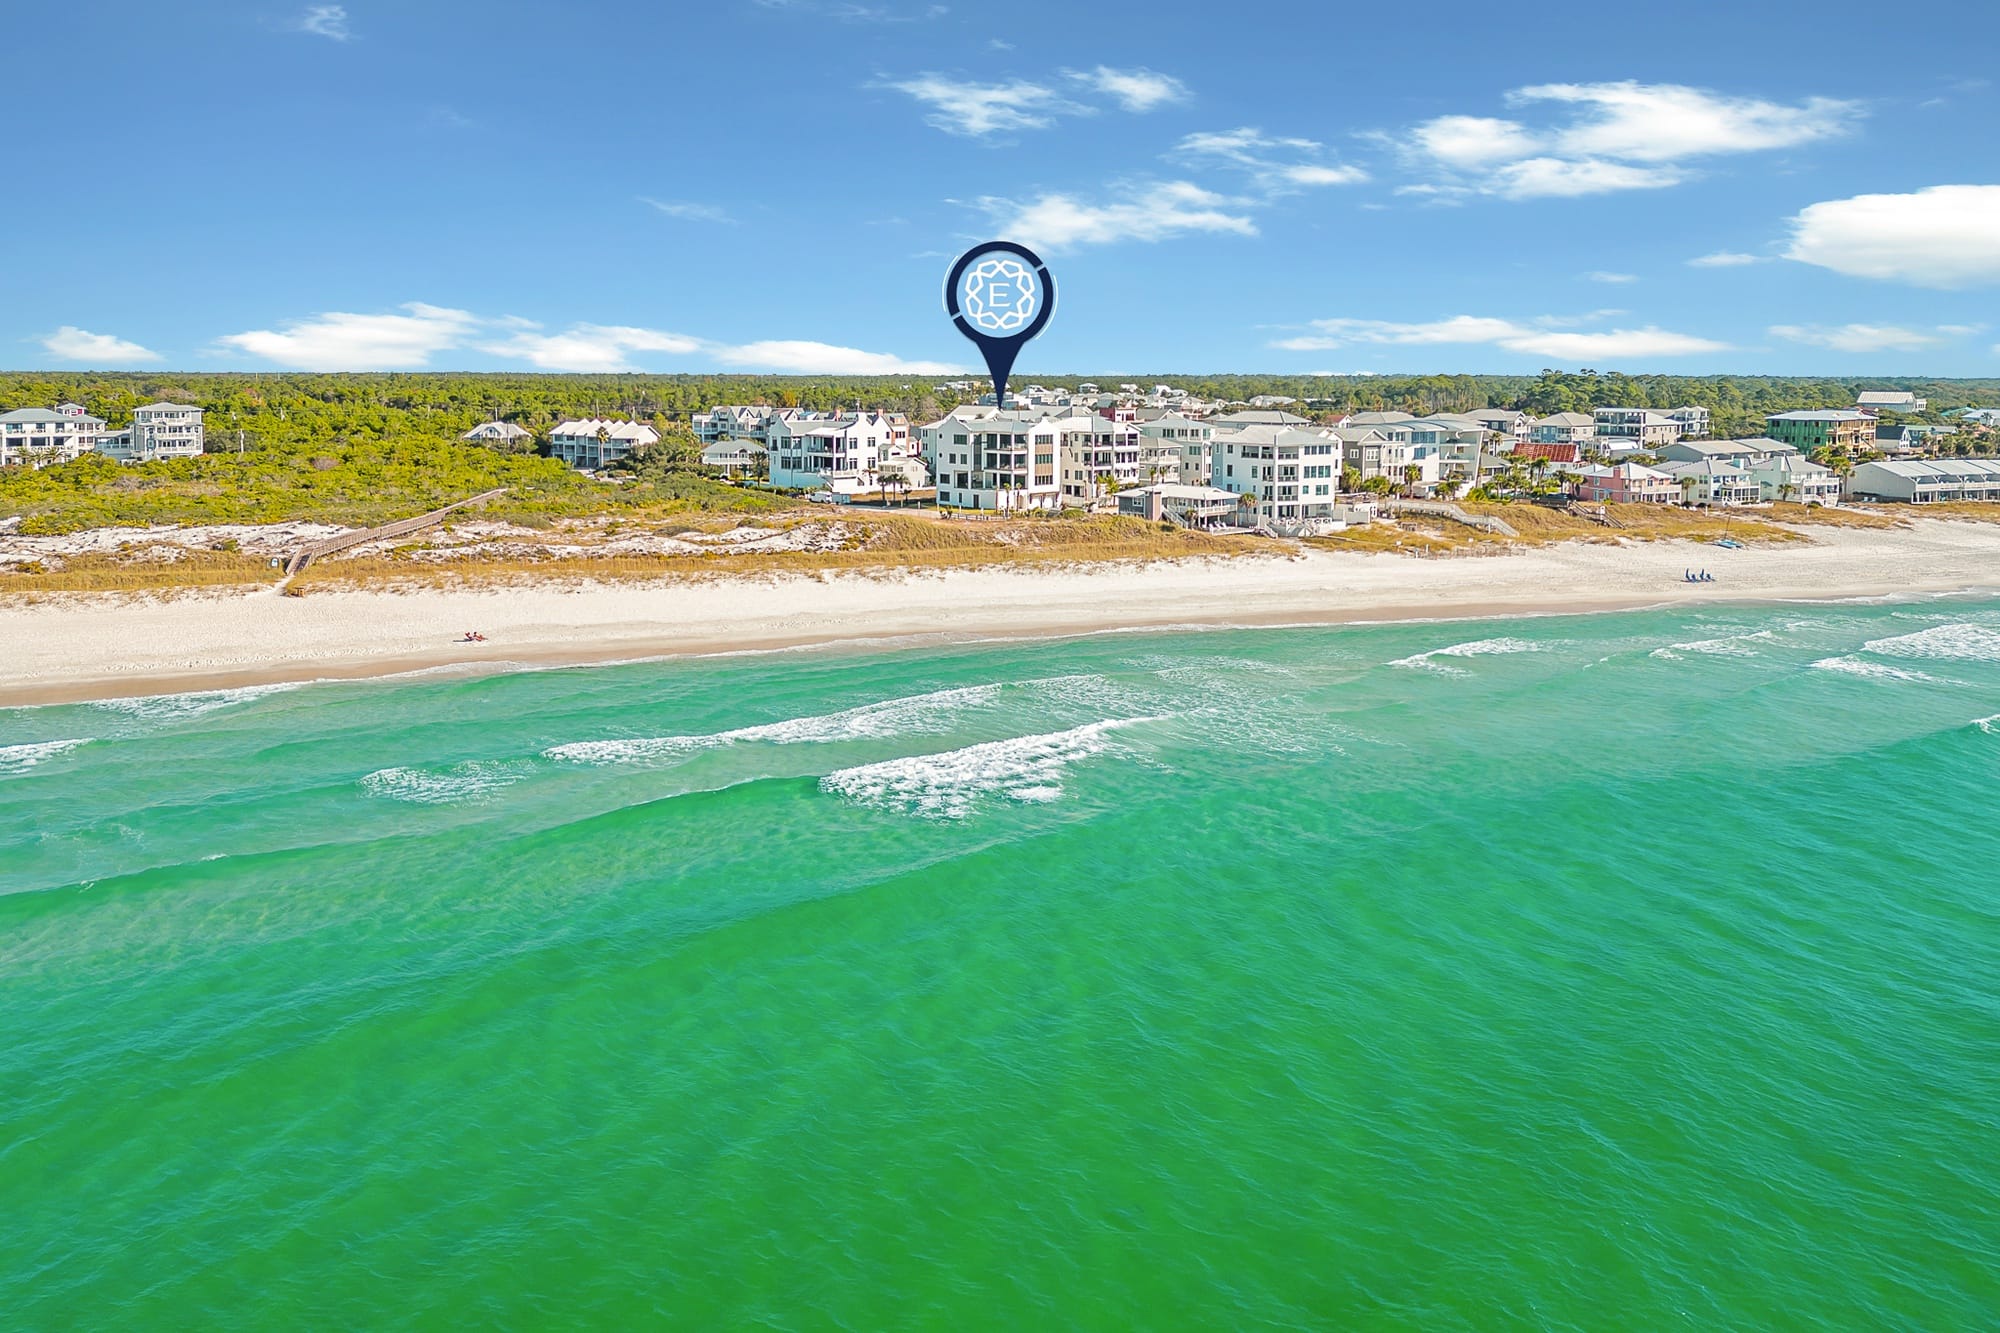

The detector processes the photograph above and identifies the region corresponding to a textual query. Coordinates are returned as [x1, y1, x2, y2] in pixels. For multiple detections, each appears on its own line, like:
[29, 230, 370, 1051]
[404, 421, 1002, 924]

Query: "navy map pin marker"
[944, 241, 1055, 409]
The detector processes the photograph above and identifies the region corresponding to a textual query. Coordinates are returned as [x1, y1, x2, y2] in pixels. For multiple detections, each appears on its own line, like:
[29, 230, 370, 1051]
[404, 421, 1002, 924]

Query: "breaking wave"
[89, 683, 303, 723]
[1810, 657, 1940, 684]
[1860, 623, 2000, 663]
[1389, 637, 1546, 677]
[821, 717, 1164, 820]
[544, 683, 1005, 765]
[1651, 629, 1776, 660]
[359, 761, 536, 805]
[0, 738, 92, 777]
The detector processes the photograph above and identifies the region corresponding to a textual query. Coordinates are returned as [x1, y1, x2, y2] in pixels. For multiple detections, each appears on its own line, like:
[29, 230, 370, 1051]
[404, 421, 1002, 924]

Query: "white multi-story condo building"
[1213, 425, 1346, 527]
[1056, 414, 1145, 504]
[1747, 453, 1842, 505]
[1594, 408, 1683, 449]
[549, 418, 659, 470]
[923, 409, 1063, 512]
[1138, 411, 1214, 485]
[95, 402, 207, 462]
[0, 405, 105, 466]
[1665, 406, 1711, 439]
[1856, 390, 1927, 414]
[693, 405, 776, 445]
[1846, 459, 2000, 503]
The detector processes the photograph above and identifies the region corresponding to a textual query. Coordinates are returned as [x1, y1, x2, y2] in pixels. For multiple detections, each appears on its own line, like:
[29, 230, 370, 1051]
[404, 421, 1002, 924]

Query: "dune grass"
[1, 551, 284, 596]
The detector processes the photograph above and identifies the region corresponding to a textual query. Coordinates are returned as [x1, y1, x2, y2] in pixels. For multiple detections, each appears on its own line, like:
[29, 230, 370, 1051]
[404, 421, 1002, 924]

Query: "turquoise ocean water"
[4, 598, 1997, 1328]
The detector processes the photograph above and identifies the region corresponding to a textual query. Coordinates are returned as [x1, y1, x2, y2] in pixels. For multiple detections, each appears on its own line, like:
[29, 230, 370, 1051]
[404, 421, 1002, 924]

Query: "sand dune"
[6, 519, 2000, 705]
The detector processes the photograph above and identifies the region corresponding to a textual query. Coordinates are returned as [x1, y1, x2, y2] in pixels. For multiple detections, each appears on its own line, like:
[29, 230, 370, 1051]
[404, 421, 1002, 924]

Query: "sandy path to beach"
[6, 520, 2000, 705]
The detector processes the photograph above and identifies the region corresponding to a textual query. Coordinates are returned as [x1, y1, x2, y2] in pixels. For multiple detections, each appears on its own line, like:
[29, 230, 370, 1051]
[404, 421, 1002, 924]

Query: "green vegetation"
[5, 369, 1999, 535]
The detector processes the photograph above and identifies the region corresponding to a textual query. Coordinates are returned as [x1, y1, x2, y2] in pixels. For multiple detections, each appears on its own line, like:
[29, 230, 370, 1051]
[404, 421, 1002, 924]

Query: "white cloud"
[1785, 184, 2000, 288]
[886, 75, 1082, 136]
[42, 326, 162, 365]
[1768, 323, 1945, 353]
[1409, 115, 1542, 167]
[1173, 128, 1367, 191]
[1513, 82, 1858, 162]
[1689, 251, 1766, 267]
[641, 197, 731, 223]
[1274, 314, 1727, 361]
[479, 325, 704, 372]
[1486, 157, 1683, 199]
[217, 303, 479, 369]
[217, 302, 955, 373]
[979, 180, 1257, 250]
[1397, 83, 1859, 200]
[714, 341, 960, 374]
[1585, 271, 1638, 284]
[295, 5, 352, 41]
[1067, 66, 1189, 112]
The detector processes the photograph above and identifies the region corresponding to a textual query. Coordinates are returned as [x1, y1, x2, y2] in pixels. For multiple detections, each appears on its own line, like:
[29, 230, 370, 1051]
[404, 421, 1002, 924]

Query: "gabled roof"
[1533, 411, 1595, 427]
[0, 408, 70, 424]
[1212, 409, 1310, 425]
[1345, 410, 1415, 425]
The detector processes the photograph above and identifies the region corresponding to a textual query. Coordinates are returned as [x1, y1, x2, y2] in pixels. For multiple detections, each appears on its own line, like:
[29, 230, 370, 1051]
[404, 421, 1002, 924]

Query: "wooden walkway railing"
[284, 488, 508, 576]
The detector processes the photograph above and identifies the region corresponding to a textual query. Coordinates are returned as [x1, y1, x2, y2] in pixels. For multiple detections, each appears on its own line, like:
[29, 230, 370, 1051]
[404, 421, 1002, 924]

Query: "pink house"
[1571, 462, 1678, 504]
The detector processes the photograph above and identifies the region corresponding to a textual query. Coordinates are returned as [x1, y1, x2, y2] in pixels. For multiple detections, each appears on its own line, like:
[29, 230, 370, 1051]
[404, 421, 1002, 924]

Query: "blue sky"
[7, 0, 2000, 376]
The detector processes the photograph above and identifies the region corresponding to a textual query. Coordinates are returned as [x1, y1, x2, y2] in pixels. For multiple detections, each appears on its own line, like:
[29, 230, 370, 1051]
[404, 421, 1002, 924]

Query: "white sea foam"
[1388, 637, 1546, 677]
[821, 717, 1163, 820]
[0, 738, 91, 777]
[1810, 656, 1940, 684]
[359, 761, 534, 805]
[1972, 714, 2000, 735]
[1860, 623, 2000, 663]
[88, 682, 302, 723]
[1651, 629, 1776, 660]
[544, 683, 1006, 765]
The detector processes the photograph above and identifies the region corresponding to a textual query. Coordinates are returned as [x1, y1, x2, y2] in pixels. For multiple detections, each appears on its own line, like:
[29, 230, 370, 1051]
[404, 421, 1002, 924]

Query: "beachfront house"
[1138, 411, 1214, 485]
[1747, 453, 1842, 505]
[1569, 462, 1678, 504]
[1058, 414, 1147, 504]
[1660, 459, 1762, 506]
[1115, 483, 1244, 528]
[549, 418, 659, 470]
[700, 439, 767, 478]
[1846, 459, 2000, 503]
[766, 413, 899, 493]
[0, 405, 105, 466]
[1594, 408, 1682, 449]
[923, 409, 1063, 512]
[97, 403, 206, 463]
[1765, 410, 1874, 452]
[1214, 426, 1350, 528]
[1527, 412, 1597, 446]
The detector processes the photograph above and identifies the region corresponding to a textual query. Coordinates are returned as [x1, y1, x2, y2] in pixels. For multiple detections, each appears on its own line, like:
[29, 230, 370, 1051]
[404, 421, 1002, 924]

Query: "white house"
[549, 417, 659, 470]
[693, 405, 776, 445]
[1660, 458, 1762, 506]
[700, 439, 767, 477]
[923, 409, 1063, 512]
[461, 421, 533, 445]
[98, 403, 205, 462]
[1137, 410, 1214, 485]
[1470, 408, 1531, 443]
[1747, 453, 1842, 505]
[1666, 406, 1712, 439]
[1056, 414, 1145, 505]
[1594, 408, 1682, 448]
[1847, 459, 2000, 503]
[766, 414, 888, 491]
[0, 406, 105, 466]
[1213, 426, 1347, 527]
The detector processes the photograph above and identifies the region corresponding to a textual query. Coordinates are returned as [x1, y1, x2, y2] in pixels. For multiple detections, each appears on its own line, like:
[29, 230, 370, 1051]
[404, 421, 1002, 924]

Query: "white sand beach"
[6, 518, 2000, 705]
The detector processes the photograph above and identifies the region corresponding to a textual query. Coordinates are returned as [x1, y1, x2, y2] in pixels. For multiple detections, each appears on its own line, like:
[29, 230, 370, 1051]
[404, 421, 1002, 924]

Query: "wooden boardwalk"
[283, 488, 508, 576]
